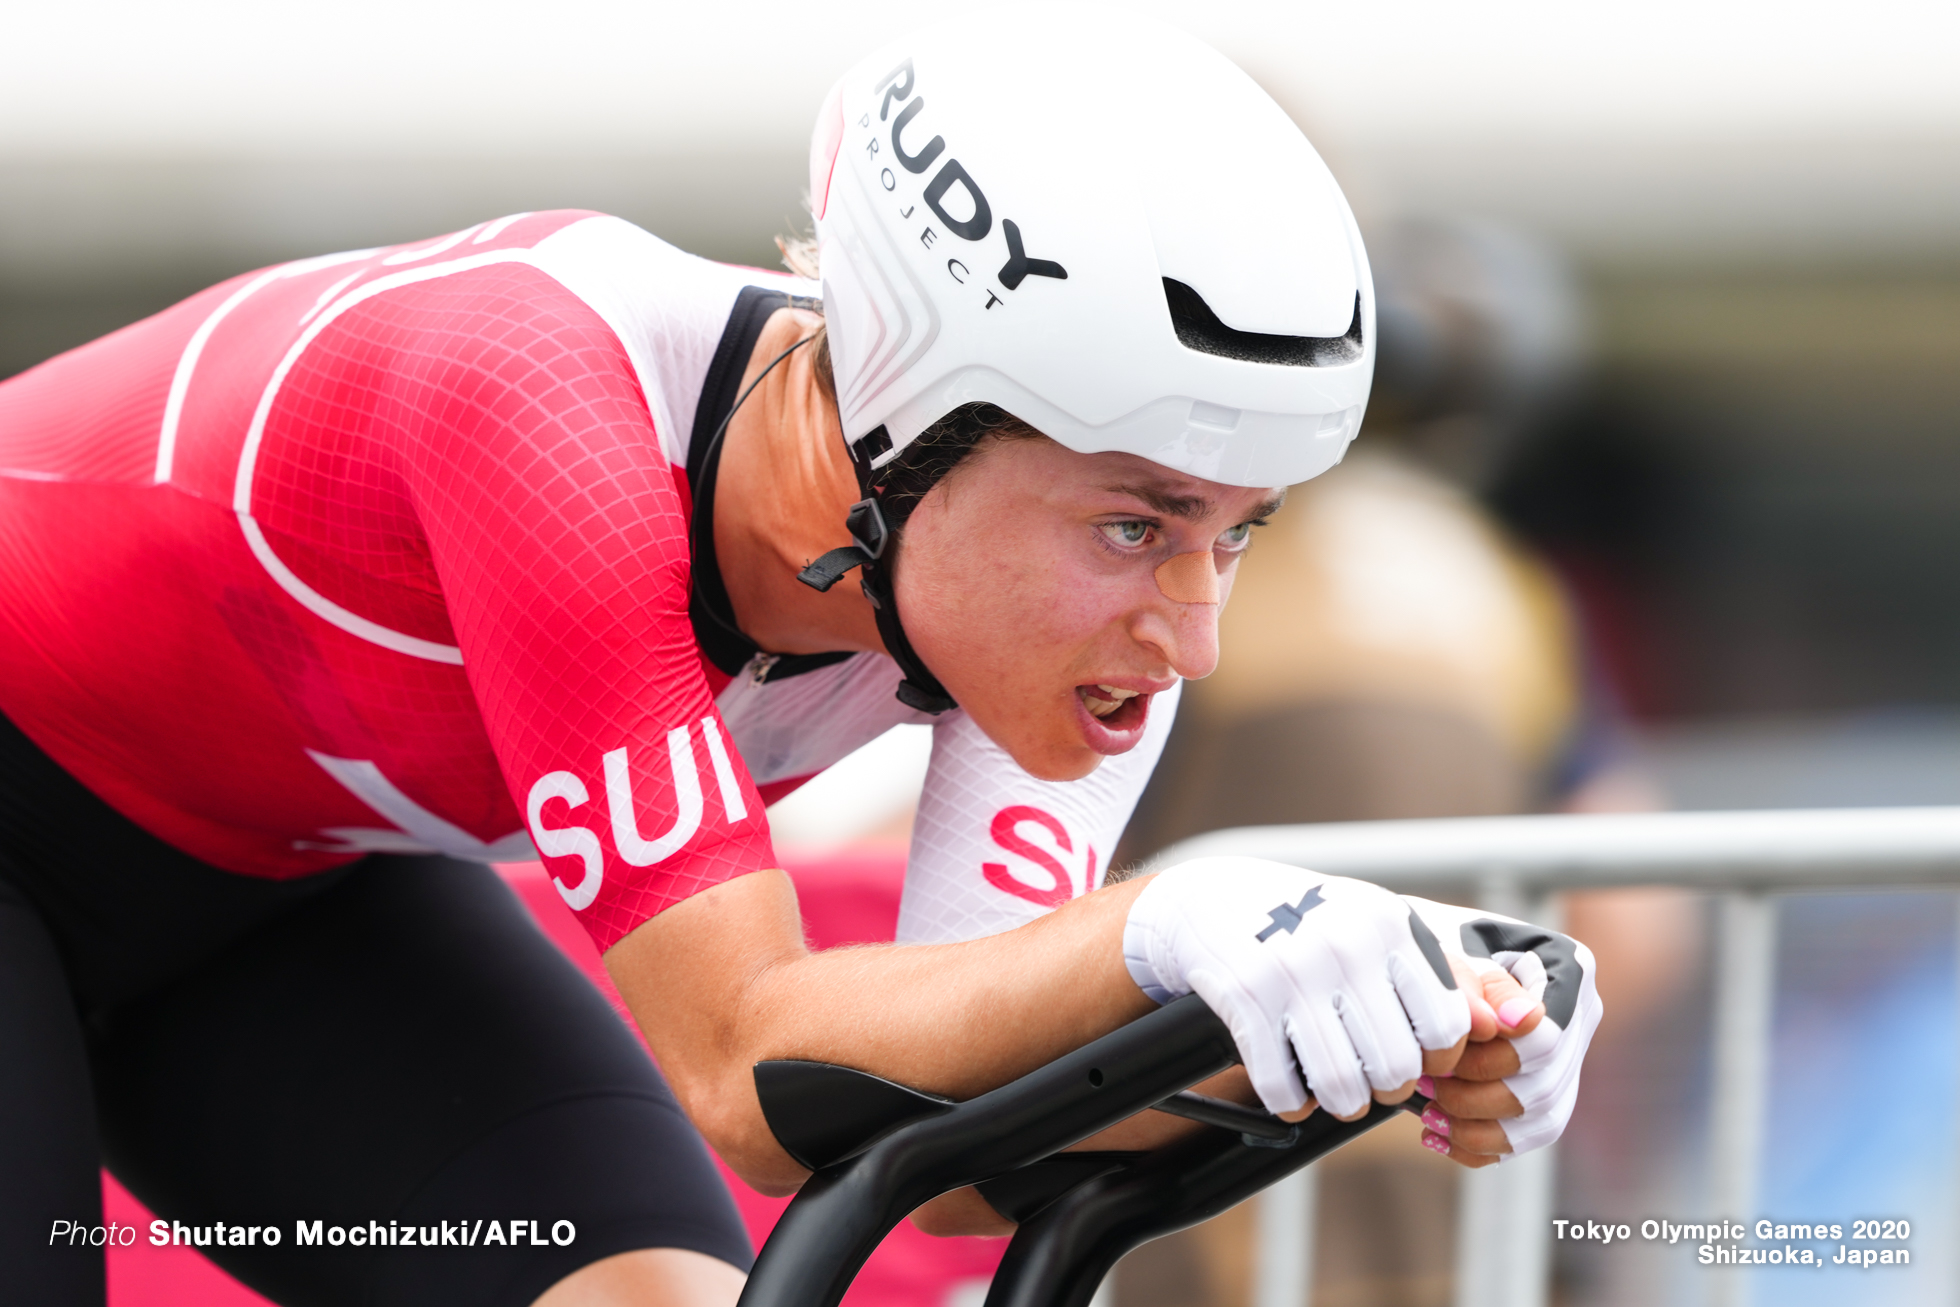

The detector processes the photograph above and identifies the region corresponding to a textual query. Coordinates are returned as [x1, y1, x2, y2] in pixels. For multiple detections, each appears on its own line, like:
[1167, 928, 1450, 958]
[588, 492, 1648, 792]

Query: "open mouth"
[1077, 684, 1149, 733]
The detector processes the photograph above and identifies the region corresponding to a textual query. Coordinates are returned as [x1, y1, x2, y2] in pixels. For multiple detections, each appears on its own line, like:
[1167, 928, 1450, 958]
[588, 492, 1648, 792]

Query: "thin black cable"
[688, 332, 819, 647]
[688, 328, 955, 713]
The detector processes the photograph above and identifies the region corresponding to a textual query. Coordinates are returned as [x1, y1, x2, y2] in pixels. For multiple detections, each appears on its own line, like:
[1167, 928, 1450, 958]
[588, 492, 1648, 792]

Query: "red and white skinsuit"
[0, 211, 1175, 951]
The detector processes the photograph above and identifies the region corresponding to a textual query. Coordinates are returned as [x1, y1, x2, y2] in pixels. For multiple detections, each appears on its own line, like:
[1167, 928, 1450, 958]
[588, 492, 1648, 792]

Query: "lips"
[1074, 683, 1153, 753]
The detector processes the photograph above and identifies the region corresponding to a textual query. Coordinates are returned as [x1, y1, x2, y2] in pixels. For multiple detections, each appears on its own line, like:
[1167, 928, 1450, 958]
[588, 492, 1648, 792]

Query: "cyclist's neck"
[714, 307, 886, 660]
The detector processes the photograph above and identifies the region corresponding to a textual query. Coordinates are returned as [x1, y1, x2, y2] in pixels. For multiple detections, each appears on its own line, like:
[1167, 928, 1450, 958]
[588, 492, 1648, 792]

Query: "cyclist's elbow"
[675, 1070, 810, 1198]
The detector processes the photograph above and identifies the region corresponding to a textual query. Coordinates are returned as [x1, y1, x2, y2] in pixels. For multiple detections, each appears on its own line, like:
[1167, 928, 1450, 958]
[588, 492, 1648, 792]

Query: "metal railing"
[1151, 805, 1960, 1307]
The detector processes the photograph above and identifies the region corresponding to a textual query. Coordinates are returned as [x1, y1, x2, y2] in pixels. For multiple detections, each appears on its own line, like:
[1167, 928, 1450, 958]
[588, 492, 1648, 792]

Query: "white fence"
[1150, 806, 1960, 1307]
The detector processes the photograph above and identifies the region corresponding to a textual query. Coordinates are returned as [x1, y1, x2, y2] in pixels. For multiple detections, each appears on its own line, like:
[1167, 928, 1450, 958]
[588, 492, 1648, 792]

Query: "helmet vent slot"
[1162, 280, 1363, 367]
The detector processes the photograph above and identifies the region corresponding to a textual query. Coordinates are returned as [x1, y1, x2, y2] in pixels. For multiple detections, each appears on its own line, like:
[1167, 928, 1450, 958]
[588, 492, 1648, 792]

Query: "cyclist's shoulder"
[372, 207, 812, 376]
[460, 210, 812, 313]
[290, 210, 795, 334]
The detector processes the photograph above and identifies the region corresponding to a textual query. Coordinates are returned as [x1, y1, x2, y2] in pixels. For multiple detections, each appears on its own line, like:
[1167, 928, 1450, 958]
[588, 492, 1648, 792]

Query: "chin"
[954, 681, 1118, 782]
[1014, 716, 1112, 783]
[977, 712, 1104, 783]
[1019, 746, 1104, 784]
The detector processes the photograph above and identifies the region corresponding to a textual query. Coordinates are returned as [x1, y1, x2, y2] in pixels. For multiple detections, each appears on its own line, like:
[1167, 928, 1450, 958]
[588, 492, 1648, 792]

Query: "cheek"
[1216, 556, 1242, 608]
[987, 551, 1134, 654]
[901, 542, 1126, 676]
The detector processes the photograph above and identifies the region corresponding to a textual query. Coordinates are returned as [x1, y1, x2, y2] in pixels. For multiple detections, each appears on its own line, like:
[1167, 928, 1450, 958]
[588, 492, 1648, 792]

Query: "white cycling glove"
[1124, 857, 1472, 1119]
[1400, 895, 1603, 1157]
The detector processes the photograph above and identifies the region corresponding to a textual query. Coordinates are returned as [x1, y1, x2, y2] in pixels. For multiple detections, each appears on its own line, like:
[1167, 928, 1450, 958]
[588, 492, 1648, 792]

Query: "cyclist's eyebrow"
[1102, 484, 1212, 520]
[1101, 485, 1287, 523]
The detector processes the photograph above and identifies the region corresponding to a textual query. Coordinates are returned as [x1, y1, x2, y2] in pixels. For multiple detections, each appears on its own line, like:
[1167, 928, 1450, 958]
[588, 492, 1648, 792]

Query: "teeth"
[1081, 685, 1141, 719]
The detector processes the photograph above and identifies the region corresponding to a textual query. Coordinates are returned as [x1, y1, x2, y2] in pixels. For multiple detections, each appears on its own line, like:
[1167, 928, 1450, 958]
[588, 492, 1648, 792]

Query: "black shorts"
[0, 710, 752, 1306]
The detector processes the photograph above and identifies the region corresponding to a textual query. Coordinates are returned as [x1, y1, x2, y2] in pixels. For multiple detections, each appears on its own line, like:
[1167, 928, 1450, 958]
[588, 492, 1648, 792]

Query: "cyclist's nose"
[1155, 551, 1220, 605]
[1132, 559, 1223, 680]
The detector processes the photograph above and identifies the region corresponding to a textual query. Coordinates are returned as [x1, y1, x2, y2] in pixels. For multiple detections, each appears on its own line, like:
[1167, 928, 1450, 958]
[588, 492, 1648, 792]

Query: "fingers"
[1393, 894, 1602, 1162]
[1424, 1022, 1525, 1083]
[1190, 971, 1310, 1116]
[1276, 1098, 1318, 1124]
[1426, 1074, 1522, 1120]
[1503, 1016, 1564, 1078]
[1387, 950, 1472, 1052]
[1418, 1103, 1513, 1156]
[1422, 1036, 1468, 1078]
[1448, 956, 1500, 1040]
[1287, 1007, 1373, 1120]
[1374, 1079, 1419, 1107]
[1413, 1066, 1521, 1168]
[910, 1186, 1018, 1237]
[1340, 977, 1425, 1093]
[1452, 1037, 1522, 1081]
[1490, 974, 1601, 1155]
[1421, 1128, 1506, 1168]
[1477, 965, 1544, 1038]
[1496, 1064, 1584, 1155]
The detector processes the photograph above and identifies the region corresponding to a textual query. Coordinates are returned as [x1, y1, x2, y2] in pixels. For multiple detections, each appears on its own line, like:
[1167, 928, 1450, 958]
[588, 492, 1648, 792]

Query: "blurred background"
[7, 3, 1956, 1305]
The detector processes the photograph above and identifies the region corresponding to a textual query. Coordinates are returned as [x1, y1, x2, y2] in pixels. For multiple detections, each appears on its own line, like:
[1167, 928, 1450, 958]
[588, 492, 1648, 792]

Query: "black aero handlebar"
[740, 995, 1238, 1307]
[739, 994, 1418, 1307]
[981, 1100, 1404, 1307]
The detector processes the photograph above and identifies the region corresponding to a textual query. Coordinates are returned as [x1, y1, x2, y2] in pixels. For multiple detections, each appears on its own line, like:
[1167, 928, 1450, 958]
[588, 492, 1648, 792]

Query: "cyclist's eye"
[1218, 521, 1252, 547]
[1099, 521, 1151, 547]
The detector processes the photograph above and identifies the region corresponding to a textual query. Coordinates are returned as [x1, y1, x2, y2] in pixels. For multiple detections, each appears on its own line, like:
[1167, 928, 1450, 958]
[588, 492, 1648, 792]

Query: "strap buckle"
[844, 497, 889, 560]
[795, 498, 890, 593]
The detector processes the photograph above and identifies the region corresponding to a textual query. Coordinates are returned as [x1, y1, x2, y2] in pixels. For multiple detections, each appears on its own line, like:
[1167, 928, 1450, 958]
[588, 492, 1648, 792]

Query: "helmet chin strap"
[795, 426, 958, 714]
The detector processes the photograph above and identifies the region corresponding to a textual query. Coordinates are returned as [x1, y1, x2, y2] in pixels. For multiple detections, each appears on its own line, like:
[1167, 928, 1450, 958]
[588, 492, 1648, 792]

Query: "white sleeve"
[894, 681, 1182, 944]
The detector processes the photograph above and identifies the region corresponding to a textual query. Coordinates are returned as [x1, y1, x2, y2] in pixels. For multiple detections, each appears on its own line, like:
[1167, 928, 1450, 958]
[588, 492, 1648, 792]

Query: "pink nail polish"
[1420, 1106, 1451, 1135]
[1498, 997, 1537, 1028]
[1416, 1075, 1436, 1097]
[1421, 1131, 1451, 1156]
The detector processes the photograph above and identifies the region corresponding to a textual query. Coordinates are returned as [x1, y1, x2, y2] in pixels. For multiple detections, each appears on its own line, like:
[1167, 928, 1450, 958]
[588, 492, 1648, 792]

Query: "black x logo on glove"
[1256, 886, 1325, 942]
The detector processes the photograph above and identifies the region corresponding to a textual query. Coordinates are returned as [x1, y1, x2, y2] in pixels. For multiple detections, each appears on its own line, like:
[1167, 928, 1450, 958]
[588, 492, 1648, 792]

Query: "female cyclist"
[0, 15, 1600, 1307]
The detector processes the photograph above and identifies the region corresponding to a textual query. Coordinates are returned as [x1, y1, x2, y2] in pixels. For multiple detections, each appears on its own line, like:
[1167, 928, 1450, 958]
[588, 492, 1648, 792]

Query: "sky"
[2, 1, 1956, 263]
[1, 0, 1954, 156]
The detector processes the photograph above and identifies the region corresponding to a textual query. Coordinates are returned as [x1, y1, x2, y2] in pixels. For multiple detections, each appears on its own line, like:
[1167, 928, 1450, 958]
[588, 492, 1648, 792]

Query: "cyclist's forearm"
[604, 867, 1156, 1194]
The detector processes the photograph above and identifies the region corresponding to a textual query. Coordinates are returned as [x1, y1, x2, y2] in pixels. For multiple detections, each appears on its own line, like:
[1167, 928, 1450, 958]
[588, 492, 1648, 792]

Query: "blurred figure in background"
[1123, 215, 1631, 850]
[1115, 216, 1696, 1307]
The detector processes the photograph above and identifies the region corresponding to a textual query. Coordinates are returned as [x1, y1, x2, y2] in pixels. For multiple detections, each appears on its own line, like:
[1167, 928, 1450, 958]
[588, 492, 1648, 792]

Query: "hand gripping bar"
[738, 994, 1240, 1307]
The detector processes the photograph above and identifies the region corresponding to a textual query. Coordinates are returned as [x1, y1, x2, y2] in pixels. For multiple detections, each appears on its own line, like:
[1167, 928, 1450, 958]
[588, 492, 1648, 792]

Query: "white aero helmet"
[809, 11, 1375, 492]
